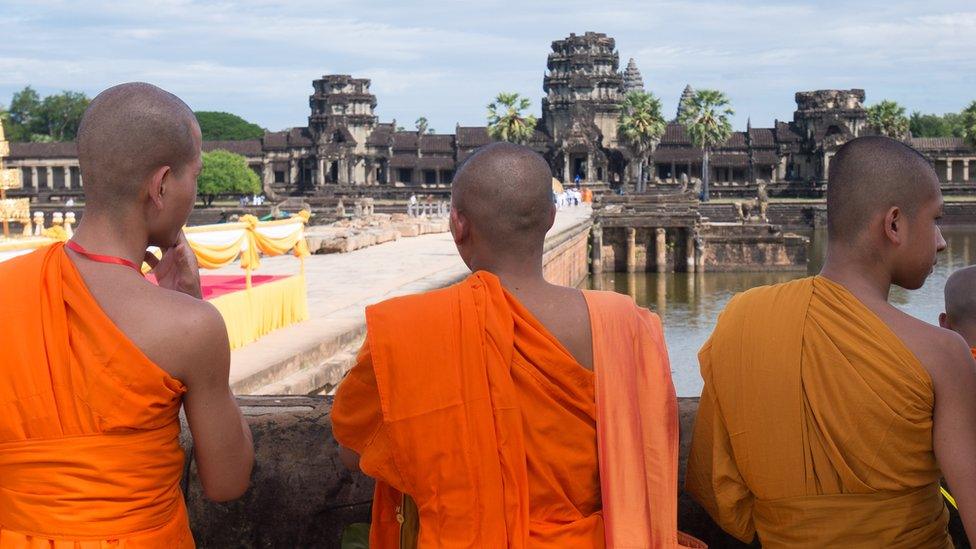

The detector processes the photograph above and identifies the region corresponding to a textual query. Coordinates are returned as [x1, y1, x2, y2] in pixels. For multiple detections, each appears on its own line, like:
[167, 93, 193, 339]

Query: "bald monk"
[332, 143, 703, 548]
[941, 265, 976, 359]
[686, 136, 976, 547]
[0, 83, 253, 546]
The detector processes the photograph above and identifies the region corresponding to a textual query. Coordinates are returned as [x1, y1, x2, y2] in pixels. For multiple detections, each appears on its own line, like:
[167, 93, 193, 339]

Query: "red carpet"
[199, 274, 288, 300]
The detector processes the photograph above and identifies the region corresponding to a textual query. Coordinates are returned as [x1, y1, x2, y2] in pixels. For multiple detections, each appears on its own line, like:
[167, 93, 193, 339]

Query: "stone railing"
[183, 396, 969, 548]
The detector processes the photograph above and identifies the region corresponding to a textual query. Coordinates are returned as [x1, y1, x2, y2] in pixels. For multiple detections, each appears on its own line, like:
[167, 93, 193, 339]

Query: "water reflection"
[587, 227, 976, 397]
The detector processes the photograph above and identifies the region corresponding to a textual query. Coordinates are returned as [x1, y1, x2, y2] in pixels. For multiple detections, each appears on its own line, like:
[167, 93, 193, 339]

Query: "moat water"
[587, 227, 976, 397]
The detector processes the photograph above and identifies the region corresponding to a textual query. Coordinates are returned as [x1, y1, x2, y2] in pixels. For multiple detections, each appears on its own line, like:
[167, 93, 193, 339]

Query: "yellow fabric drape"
[182, 213, 309, 272]
[209, 273, 309, 349]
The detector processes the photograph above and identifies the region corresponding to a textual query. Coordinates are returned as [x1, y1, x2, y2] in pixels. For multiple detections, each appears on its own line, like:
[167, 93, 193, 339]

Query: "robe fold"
[333, 271, 695, 548]
[686, 275, 952, 548]
[0, 244, 193, 548]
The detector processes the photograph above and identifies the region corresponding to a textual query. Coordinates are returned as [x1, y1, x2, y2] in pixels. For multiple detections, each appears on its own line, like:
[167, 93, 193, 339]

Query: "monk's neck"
[474, 256, 547, 294]
[819, 247, 893, 304]
[71, 211, 151, 268]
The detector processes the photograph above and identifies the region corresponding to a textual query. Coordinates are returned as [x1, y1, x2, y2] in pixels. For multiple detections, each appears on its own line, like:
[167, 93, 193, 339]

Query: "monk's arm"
[180, 303, 255, 502]
[931, 332, 976, 543]
[333, 344, 383, 475]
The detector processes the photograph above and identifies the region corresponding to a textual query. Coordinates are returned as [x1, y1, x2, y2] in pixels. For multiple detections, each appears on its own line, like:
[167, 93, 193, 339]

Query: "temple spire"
[677, 84, 695, 120]
[622, 58, 645, 93]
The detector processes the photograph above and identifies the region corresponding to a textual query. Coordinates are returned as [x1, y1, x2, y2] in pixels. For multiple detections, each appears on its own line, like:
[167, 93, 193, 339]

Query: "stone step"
[250, 338, 363, 396]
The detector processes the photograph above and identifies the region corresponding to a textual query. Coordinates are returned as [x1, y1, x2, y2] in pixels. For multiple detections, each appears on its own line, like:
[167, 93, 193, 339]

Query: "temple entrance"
[572, 156, 587, 182]
[329, 161, 339, 184]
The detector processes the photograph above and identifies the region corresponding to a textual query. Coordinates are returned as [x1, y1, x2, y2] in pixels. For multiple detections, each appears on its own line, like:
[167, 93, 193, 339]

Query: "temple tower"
[676, 84, 695, 120]
[542, 32, 624, 183]
[622, 58, 645, 93]
[308, 75, 378, 185]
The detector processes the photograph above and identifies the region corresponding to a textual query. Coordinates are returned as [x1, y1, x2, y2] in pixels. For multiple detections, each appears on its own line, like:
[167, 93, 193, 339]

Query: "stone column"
[262, 160, 273, 188]
[63, 166, 72, 189]
[655, 228, 667, 273]
[823, 154, 831, 179]
[625, 227, 637, 273]
[686, 229, 696, 273]
[30, 166, 38, 189]
[316, 157, 325, 187]
[590, 224, 603, 274]
[945, 159, 953, 183]
[563, 155, 570, 183]
[776, 156, 787, 181]
[78, 172, 83, 188]
[670, 161, 676, 183]
[963, 159, 970, 182]
[46, 166, 54, 189]
[586, 154, 595, 182]
[289, 158, 299, 187]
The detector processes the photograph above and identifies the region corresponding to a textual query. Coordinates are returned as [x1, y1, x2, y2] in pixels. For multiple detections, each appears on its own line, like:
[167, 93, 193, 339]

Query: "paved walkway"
[214, 206, 592, 392]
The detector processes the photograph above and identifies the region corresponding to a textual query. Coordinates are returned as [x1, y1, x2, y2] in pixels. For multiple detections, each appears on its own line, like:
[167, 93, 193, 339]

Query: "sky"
[2, 0, 975, 134]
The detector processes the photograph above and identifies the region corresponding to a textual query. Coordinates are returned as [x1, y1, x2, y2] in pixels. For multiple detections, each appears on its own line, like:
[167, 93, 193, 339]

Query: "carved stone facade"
[5, 32, 975, 203]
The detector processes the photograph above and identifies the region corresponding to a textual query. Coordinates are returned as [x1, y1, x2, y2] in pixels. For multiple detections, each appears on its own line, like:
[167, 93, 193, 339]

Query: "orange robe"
[686, 276, 952, 548]
[333, 271, 696, 548]
[0, 243, 193, 547]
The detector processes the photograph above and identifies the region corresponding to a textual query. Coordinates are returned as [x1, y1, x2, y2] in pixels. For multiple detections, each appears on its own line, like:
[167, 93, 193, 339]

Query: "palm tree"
[867, 100, 909, 138]
[415, 116, 429, 135]
[487, 92, 537, 144]
[961, 100, 976, 149]
[618, 91, 666, 193]
[678, 89, 734, 202]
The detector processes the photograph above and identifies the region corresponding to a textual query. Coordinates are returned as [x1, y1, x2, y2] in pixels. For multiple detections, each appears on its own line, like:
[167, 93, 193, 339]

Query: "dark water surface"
[587, 228, 976, 397]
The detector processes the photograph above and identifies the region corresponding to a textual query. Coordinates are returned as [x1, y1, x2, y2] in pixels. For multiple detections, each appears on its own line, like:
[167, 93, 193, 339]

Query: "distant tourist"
[333, 143, 703, 547]
[408, 193, 418, 216]
[574, 173, 582, 188]
[0, 83, 254, 547]
[66, 197, 75, 206]
[687, 136, 975, 547]
[941, 265, 976, 358]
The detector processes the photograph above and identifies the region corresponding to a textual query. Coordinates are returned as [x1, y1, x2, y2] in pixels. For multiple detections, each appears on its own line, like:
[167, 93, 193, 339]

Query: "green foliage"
[909, 111, 964, 138]
[678, 89, 734, 201]
[867, 100, 909, 138]
[197, 149, 261, 206]
[194, 111, 265, 141]
[340, 523, 370, 549]
[2, 86, 89, 142]
[415, 116, 429, 134]
[678, 89, 734, 150]
[618, 91, 666, 192]
[487, 92, 537, 144]
[961, 101, 976, 148]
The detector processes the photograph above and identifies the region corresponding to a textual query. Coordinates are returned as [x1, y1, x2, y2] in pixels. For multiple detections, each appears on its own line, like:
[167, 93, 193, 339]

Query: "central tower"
[542, 32, 624, 183]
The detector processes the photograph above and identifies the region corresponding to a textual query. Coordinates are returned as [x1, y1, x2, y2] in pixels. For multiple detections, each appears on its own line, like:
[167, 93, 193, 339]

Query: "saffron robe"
[686, 276, 952, 548]
[0, 244, 193, 547]
[332, 271, 696, 548]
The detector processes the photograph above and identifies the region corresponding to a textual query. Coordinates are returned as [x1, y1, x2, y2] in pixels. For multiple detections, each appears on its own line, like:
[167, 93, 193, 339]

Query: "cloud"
[1, 0, 973, 132]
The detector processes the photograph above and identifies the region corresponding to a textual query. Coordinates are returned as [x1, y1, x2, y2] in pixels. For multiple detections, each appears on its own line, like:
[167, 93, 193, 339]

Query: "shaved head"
[946, 266, 976, 326]
[452, 142, 554, 255]
[78, 82, 199, 211]
[827, 136, 940, 243]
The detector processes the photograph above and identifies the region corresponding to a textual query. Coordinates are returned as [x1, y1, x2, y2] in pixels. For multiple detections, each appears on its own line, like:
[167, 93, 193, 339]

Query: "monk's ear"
[883, 206, 903, 246]
[545, 202, 556, 231]
[939, 312, 950, 329]
[147, 165, 172, 210]
[449, 208, 468, 245]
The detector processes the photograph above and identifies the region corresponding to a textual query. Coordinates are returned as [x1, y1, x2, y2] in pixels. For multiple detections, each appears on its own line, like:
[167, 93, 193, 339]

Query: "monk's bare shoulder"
[885, 306, 973, 384]
[139, 284, 229, 381]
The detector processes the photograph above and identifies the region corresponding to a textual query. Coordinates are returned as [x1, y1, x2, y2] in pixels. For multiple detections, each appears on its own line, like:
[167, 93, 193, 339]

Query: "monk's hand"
[147, 232, 203, 299]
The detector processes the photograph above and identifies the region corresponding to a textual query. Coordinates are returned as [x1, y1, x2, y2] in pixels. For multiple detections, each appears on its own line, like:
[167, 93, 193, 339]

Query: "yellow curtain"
[209, 273, 309, 349]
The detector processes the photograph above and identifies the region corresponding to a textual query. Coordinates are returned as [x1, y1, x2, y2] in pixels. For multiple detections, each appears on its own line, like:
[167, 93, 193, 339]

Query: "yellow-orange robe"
[686, 276, 952, 548]
[0, 243, 194, 547]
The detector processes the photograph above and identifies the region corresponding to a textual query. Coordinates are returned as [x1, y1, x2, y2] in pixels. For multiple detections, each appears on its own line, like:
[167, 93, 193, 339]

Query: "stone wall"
[542, 214, 592, 287]
[698, 223, 809, 272]
[183, 396, 969, 548]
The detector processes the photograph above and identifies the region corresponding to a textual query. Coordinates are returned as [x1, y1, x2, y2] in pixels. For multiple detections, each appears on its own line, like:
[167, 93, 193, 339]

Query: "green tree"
[678, 89, 734, 202]
[487, 92, 537, 144]
[194, 111, 265, 141]
[35, 91, 90, 141]
[867, 100, 909, 138]
[415, 116, 429, 134]
[6, 86, 41, 141]
[197, 149, 261, 207]
[617, 91, 666, 193]
[962, 101, 976, 148]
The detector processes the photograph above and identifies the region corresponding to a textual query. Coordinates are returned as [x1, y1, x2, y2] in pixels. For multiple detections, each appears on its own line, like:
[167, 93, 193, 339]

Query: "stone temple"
[5, 31, 975, 203]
